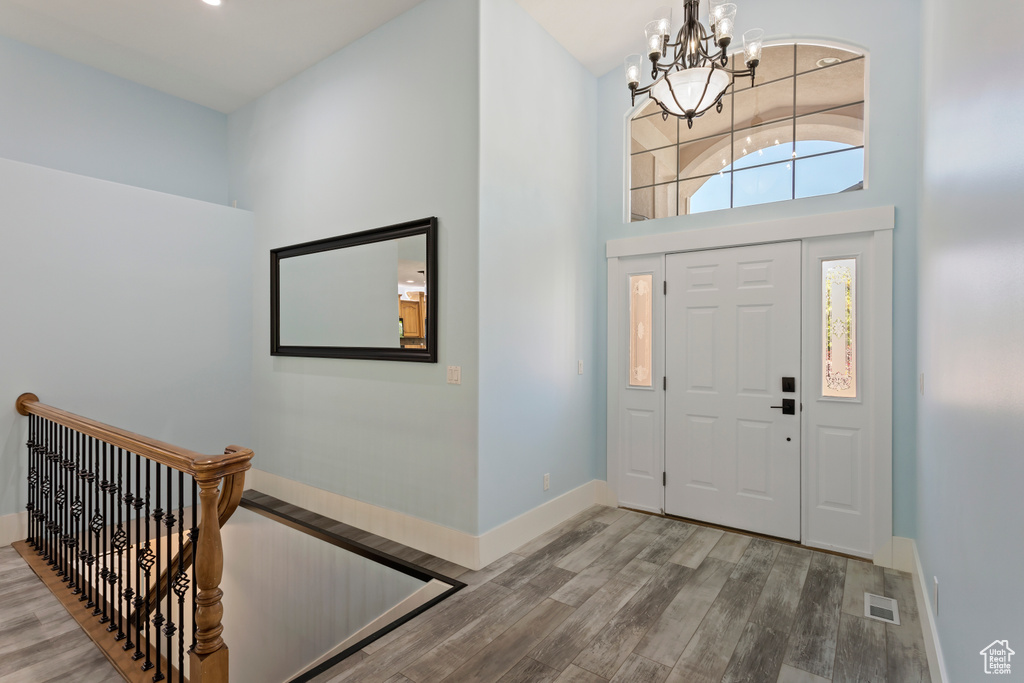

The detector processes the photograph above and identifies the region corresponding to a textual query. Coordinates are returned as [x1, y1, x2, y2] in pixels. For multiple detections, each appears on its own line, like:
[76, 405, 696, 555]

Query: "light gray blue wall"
[228, 0, 481, 534]
[0, 158, 253, 518]
[595, 0, 923, 538]
[916, 0, 1024, 678]
[0, 36, 229, 205]
[477, 0, 599, 533]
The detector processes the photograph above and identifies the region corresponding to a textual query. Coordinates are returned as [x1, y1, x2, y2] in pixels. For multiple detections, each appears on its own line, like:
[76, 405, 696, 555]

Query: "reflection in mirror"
[271, 217, 437, 362]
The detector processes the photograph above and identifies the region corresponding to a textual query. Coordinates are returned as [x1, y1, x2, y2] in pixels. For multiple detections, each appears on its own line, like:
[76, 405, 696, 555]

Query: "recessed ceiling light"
[406, 280, 415, 284]
[816, 57, 842, 67]
[203, 0, 222, 6]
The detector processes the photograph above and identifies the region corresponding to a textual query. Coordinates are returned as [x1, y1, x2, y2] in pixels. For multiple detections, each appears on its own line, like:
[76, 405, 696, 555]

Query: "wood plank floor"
[308, 506, 930, 683]
[0, 544, 120, 683]
[2, 499, 931, 683]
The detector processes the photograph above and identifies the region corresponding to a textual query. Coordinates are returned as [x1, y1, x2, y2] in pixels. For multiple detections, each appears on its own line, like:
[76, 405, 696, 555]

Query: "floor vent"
[864, 592, 901, 625]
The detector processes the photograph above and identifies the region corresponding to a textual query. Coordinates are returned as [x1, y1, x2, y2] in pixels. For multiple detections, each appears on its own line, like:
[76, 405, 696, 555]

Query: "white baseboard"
[891, 536, 916, 573]
[246, 469, 613, 571]
[477, 480, 610, 568]
[0, 511, 27, 547]
[910, 539, 949, 683]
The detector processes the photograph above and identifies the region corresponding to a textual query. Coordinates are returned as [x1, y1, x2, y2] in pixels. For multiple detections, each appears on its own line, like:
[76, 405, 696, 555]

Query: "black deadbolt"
[782, 377, 796, 393]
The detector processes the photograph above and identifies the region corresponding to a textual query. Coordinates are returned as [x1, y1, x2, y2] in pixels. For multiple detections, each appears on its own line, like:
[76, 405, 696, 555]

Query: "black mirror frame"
[270, 217, 438, 363]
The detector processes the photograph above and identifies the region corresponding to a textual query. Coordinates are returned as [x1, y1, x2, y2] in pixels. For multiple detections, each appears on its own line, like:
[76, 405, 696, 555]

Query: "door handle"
[770, 398, 796, 415]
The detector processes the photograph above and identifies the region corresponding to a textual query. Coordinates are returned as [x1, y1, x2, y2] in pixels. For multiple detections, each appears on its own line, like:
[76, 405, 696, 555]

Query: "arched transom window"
[629, 43, 865, 221]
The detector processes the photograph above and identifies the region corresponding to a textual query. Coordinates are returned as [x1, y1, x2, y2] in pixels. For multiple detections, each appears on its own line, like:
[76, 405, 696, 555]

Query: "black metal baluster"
[62, 427, 73, 590]
[122, 449, 135, 652]
[163, 465, 176, 680]
[100, 442, 112, 624]
[43, 419, 54, 564]
[84, 435, 97, 607]
[27, 414, 36, 549]
[132, 452, 146, 662]
[25, 415, 35, 549]
[71, 430, 83, 595]
[58, 426, 70, 584]
[111, 447, 127, 639]
[91, 437, 103, 616]
[50, 423, 59, 573]
[34, 416, 43, 557]
[140, 458, 155, 672]
[84, 436, 95, 607]
[190, 477, 197, 657]
[175, 470, 187, 683]
[152, 464, 165, 682]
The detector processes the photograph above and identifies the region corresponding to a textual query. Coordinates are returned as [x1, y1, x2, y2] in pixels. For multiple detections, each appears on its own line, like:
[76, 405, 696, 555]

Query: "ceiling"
[515, 0, 677, 77]
[0, 0, 424, 113]
[0, 0, 657, 114]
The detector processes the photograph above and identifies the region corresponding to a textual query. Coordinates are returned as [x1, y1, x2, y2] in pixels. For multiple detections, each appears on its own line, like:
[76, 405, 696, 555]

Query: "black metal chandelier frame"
[629, 0, 760, 127]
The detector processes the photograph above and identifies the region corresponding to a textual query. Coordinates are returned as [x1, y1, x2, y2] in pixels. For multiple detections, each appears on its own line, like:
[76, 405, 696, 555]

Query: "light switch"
[447, 366, 461, 385]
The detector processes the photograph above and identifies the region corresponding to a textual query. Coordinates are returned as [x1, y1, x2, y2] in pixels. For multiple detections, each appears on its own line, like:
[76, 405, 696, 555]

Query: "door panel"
[665, 241, 801, 540]
[614, 255, 665, 513]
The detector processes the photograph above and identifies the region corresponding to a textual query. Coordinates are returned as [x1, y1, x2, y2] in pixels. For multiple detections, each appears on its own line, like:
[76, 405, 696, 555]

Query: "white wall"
[0, 36, 229, 205]
[917, 0, 1024, 678]
[0, 158, 253, 519]
[477, 0, 599, 532]
[595, 0, 923, 538]
[228, 0, 481, 534]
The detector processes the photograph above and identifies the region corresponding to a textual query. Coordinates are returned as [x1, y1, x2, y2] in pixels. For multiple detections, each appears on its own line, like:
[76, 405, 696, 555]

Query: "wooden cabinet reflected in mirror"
[271, 217, 437, 362]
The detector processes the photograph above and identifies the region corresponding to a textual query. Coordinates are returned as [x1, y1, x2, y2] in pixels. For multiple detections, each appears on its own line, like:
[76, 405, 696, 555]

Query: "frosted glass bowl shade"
[650, 68, 731, 117]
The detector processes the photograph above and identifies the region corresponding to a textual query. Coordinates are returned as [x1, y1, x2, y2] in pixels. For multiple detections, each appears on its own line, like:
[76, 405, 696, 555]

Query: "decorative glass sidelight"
[629, 274, 654, 387]
[822, 258, 856, 397]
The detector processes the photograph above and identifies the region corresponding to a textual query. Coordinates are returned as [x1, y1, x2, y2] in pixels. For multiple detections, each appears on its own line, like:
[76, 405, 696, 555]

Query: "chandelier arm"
[632, 82, 655, 97]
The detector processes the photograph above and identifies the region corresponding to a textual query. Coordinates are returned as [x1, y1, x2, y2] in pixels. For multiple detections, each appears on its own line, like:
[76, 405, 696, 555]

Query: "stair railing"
[15, 393, 253, 683]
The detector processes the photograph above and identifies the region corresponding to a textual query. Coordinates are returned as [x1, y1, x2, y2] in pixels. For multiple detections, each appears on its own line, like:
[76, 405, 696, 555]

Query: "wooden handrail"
[16, 393, 253, 483]
[16, 393, 252, 683]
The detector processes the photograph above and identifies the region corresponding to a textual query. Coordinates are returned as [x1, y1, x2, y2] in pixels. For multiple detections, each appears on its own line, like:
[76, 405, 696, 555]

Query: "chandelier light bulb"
[654, 6, 673, 37]
[714, 4, 737, 48]
[709, 0, 727, 28]
[645, 21, 665, 60]
[624, 54, 643, 88]
[743, 28, 764, 68]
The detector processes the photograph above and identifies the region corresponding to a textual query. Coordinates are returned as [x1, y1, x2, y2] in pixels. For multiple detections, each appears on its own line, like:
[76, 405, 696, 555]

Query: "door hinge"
[663, 280, 667, 295]
[662, 471, 666, 486]
[663, 376, 667, 390]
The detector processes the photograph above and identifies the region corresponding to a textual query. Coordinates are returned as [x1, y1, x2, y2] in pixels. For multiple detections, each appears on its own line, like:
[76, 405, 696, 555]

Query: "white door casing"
[665, 242, 802, 541]
[606, 206, 894, 561]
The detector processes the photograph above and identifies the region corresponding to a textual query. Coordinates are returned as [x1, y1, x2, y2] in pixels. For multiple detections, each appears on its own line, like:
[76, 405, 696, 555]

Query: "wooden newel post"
[190, 477, 229, 683]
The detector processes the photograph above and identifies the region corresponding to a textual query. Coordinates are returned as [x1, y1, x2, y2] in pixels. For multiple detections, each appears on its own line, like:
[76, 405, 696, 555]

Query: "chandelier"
[624, 0, 763, 127]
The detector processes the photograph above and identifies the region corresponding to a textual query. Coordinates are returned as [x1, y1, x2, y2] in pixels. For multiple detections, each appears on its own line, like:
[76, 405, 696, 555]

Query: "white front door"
[665, 241, 801, 540]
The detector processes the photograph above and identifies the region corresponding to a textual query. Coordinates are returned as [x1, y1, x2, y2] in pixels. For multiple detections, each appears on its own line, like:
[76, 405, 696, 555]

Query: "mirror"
[271, 217, 437, 362]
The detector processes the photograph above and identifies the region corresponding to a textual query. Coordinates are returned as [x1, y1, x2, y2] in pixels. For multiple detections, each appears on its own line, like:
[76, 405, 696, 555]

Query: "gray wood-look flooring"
[299, 504, 930, 683]
[0, 545, 120, 683]
[2, 496, 931, 683]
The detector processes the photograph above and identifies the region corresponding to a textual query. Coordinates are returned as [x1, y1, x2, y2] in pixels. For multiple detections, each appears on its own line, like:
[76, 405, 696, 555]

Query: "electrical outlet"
[447, 366, 461, 385]
[578, 360, 584, 375]
[934, 576, 939, 616]
[543, 473, 550, 491]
